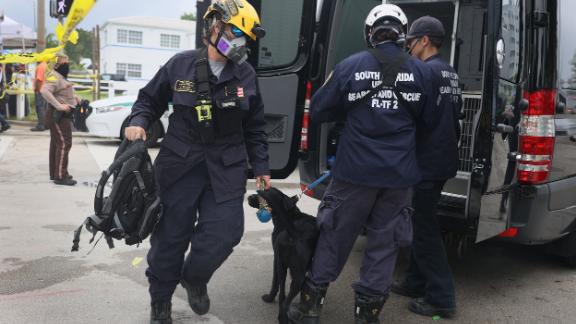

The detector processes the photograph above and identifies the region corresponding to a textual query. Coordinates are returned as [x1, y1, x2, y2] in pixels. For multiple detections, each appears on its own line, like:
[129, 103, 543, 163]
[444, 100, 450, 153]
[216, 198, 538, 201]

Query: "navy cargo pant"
[146, 162, 244, 302]
[309, 178, 413, 297]
[404, 180, 456, 308]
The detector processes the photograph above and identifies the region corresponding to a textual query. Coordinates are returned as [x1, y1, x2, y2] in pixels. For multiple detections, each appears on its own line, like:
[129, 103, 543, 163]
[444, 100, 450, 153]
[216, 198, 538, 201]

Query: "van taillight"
[299, 81, 313, 152]
[517, 90, 556, 184]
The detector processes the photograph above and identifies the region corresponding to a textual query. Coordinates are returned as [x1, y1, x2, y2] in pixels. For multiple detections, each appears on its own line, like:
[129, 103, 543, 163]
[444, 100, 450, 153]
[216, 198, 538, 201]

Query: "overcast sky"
[2, 0, 575, 79]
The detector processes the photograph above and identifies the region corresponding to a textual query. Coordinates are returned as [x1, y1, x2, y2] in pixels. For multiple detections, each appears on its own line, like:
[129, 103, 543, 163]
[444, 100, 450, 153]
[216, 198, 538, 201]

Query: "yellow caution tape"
[56, 0, 97, 45]
[0, 0, 97, 65]
[0, 46, 64, 65]
[5, 89, 35, 95]
[69, 74, 98, 79]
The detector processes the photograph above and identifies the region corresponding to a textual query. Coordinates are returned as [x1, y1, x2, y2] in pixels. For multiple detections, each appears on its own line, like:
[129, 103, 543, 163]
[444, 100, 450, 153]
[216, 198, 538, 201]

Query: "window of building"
[128, 30, 143, 45]
[117, 29, 127, 43]
[117, 63, 142, 78]
[117, 29, 143, 45]
[160, 34, 181, 48]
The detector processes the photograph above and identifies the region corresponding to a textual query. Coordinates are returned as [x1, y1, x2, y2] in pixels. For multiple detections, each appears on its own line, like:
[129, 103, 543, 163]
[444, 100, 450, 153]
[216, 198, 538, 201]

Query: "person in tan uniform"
[41, 53, 79, 186]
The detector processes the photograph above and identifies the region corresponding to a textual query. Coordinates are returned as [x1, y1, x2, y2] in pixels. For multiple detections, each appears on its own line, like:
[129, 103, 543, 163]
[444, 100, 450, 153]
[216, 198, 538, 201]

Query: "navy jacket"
[311, 42, 438, 188]
[417, 54, 462, 181]
[129, 49, 269, 203]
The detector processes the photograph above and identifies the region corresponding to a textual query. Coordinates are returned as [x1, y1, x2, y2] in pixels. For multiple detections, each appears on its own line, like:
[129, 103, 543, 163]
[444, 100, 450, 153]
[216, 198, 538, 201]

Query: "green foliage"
[65, 29, 94, 67]
[181, 12, 197, 21]
[46, 33, 59, 48]
[45, 29, 93, 68]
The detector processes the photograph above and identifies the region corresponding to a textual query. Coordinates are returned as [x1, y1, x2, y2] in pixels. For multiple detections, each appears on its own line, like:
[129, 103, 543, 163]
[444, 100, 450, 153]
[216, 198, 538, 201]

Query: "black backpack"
[73, 99, 93, 132]
[71, 139, 162, 252]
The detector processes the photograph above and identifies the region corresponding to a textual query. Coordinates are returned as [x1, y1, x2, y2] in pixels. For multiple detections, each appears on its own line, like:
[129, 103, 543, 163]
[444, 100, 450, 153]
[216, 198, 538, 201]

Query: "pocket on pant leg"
[394, 207, 414, 248]
[316, 194, 343, 231]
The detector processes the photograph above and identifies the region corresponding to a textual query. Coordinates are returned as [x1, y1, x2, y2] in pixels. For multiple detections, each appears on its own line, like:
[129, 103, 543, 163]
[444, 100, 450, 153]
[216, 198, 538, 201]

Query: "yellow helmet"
[204, 0, 266, 41]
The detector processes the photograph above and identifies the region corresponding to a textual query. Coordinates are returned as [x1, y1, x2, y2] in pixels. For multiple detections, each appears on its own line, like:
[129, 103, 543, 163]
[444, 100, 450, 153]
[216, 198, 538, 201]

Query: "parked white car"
[86, 96, 170, 145]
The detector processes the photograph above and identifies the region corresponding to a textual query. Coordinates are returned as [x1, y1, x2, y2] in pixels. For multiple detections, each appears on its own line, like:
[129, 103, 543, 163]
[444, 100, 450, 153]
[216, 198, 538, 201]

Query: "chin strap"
[209, 29, 227, 58]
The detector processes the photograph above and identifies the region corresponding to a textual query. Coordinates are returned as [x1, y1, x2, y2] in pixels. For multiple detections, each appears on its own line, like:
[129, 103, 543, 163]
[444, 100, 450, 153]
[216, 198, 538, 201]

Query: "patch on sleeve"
[174, 80, 196, 93]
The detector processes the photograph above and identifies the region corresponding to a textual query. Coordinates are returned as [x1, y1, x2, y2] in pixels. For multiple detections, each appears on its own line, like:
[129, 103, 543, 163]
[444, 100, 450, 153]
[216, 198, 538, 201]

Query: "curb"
[8, 120, 36, 127]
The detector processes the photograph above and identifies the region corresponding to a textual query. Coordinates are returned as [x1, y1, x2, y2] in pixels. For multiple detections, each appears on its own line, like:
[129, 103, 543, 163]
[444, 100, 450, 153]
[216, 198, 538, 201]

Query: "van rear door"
[196, 0, 317, 179]
[471, 0, 524, 242]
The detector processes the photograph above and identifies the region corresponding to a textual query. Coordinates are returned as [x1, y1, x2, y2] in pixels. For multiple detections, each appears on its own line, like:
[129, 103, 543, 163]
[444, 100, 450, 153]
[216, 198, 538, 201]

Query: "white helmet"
[364, 4, 408, 47]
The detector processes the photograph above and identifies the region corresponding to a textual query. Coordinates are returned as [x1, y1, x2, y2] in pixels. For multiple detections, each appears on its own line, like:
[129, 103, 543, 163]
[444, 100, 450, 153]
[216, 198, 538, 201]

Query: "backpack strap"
[71, 214, 115, 252]
[194, 48, 215, 142]
[195, 48, 211, 101]
[94, 140, 146, 215]
[363, 49, 418, 121]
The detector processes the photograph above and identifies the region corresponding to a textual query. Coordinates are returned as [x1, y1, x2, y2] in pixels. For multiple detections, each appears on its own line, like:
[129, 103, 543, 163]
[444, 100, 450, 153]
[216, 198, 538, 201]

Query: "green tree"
[65, 29, 93, 67]
[44, 29, 93, 68]
[181, 12, 197, 21]
[45, 33, 59, 48]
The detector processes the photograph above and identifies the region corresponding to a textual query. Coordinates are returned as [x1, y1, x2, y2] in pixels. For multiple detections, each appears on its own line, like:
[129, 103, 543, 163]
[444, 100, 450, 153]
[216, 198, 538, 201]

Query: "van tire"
[120, 120, 163, 147]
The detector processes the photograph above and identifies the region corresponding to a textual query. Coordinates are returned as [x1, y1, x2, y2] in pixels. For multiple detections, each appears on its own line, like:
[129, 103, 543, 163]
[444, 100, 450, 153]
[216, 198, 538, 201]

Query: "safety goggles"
[230, 26, 245, 38]
[406, 37, 422, 52]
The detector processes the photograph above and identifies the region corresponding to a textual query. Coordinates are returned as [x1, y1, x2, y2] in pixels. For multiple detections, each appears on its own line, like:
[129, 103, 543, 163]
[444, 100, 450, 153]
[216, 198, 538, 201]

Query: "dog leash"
[298, 171, 332, 199]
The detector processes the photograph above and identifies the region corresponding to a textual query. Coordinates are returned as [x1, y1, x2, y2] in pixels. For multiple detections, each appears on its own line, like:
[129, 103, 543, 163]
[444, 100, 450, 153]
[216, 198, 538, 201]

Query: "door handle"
[495, 123, 514, 134]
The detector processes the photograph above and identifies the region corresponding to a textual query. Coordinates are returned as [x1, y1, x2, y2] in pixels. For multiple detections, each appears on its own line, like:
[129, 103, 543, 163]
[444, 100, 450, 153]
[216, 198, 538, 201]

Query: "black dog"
[248, 188, 319, 324]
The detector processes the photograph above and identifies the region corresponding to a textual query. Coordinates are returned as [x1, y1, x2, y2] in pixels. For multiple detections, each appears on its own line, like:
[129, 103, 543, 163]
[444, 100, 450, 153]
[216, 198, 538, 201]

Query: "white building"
[100, 17, 196, 85]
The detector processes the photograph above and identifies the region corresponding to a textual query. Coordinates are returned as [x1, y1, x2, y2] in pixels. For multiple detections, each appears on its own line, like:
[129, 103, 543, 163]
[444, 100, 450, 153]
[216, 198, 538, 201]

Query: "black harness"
[194, 49, 216, 143]
[361, 48, 417, 120]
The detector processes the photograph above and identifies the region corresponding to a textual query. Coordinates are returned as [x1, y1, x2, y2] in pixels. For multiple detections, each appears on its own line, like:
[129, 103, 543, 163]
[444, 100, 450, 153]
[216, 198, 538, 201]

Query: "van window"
[499, 0, 521, 82]
[329, 0, 381, 67]
[455, 2, 488, 91]
[329, 1, 456, 69]
[254, 0, 304, 69]
[559, 1, 576, 96]
[394, 1, 456, 63]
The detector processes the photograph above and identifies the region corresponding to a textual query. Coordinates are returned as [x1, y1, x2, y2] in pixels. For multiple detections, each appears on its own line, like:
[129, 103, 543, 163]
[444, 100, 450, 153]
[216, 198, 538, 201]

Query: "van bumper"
[506, 176, 576, 245]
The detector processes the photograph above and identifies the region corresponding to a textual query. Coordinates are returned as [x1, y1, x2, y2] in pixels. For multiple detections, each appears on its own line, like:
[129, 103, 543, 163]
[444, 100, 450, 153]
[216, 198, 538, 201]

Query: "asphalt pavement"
[1, 124, 576, 323]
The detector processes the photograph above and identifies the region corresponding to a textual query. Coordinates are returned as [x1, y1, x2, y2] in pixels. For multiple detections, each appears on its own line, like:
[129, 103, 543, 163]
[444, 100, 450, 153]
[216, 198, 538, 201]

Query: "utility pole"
[92, 25, 100, 100]
[0, 10, 5, 53]
[37, 0, 46, 52]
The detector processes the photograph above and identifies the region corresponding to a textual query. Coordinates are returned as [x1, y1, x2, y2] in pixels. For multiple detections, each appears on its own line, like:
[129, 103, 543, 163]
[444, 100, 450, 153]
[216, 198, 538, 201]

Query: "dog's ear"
[282, 195, 299, 211]
[247, 194, 260, 209]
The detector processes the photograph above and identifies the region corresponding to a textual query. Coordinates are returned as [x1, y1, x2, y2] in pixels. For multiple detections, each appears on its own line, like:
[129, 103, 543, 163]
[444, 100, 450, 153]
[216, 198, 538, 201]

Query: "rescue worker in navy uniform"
[124, 1, 269, 323]
[288, 5, 438, 324]
[392, 16, 462, 318]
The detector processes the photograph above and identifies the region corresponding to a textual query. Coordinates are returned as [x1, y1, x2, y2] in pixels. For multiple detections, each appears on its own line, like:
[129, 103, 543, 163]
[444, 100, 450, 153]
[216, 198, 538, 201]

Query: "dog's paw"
[261, 294, 275, 303]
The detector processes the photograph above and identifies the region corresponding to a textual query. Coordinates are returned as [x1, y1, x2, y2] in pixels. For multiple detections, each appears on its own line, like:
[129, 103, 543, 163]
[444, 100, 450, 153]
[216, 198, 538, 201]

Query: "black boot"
[391, 280, 424, 298]
[287, 280, 328, 324]
[181, 279, 210, 315]
[409, 298, 455, 318]
[354, 293, 386, 324]
[150, 301, 172, 324]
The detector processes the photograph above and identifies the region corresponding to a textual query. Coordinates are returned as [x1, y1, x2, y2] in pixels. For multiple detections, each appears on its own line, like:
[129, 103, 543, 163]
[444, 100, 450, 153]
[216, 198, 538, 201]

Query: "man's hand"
[59, 103, 71, 112]
[256, 175, 271, 190]
[125, 126, 147, 141]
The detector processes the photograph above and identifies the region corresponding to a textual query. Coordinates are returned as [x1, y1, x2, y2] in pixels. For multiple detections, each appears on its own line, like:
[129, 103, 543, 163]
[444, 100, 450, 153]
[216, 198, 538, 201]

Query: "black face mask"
[55, 63, 70, 79]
